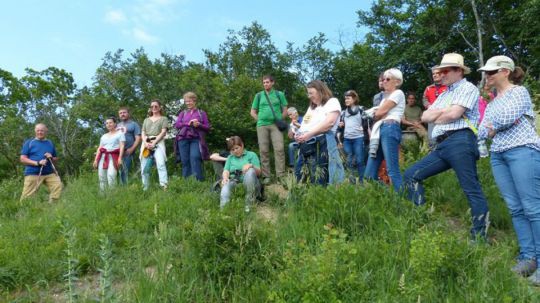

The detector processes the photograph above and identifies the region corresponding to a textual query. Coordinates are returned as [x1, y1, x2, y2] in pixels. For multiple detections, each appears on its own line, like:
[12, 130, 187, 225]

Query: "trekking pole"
[47, 157, 60, 177]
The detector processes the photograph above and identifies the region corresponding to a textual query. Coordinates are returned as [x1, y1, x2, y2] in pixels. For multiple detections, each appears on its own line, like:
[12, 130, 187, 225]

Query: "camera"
[231, 169, 243, 182]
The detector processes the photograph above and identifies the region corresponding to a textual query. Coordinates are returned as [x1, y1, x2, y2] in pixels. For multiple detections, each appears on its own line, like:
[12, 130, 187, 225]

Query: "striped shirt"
[430, 78, 480, 139]
[478, 86, 540, 152]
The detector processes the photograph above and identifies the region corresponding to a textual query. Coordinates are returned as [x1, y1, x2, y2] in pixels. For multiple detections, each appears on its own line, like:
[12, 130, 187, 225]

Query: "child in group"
[220, 136, 262, 212]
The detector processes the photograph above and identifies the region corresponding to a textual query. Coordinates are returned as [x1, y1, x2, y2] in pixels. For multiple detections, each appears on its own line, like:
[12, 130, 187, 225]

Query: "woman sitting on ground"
[220, 136, 261, 212]
[93, 117, 125, 191]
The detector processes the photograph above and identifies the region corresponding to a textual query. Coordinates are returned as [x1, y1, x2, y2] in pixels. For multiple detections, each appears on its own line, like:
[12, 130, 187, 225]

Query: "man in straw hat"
[404, 53, 490, 240]
[20, 123, 63, 202]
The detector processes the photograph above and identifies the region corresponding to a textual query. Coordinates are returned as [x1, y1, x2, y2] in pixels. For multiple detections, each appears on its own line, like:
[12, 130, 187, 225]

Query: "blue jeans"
[220, 168, 261, 208]
[120, 153, 133, 185]
[178, 139, 204, 181]
[288, 142, 299, 167]
[403, 129, 489, 238]
[343, 137, 365, 182]
[364, 122, 402, 191]
[491, 146, 540, 260]
[326, 132, 345, 184]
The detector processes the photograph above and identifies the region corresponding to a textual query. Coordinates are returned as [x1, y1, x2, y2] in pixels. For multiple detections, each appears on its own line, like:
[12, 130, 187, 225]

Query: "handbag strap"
[264, 91, 282, 121]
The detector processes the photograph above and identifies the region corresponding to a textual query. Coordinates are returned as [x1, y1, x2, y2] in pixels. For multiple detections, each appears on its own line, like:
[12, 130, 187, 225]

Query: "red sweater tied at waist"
[97, 148, 120, 169]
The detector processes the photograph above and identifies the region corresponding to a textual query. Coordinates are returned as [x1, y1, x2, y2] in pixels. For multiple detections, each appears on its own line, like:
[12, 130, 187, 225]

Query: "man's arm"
[129, 135, 142, 155]
[433, 105, 466, 124]
[250, 109, 258, 121]
[20, 155, 41, 167]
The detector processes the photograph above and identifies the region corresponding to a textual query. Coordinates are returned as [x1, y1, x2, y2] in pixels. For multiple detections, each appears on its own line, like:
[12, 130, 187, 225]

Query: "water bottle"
[478, 140, 489, 158]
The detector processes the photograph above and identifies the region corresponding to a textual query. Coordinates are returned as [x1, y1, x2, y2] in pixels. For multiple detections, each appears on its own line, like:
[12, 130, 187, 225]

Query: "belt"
[435, 128, 471, 144]
[381, 120, 399, 125]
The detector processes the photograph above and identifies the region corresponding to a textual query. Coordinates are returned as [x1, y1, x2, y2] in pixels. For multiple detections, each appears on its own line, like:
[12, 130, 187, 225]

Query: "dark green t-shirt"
[251, 89, 288, 127]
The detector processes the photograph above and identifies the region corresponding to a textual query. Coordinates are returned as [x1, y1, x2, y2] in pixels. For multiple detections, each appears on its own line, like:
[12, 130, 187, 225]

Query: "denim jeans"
[403, 129, 489, 238]
[326, 132, 345, 185]
[220, 168, 261, 208]
[491, 146, 540, 260]
[119, 154, 133, 185]
[178, 139, 204, 181]
[299, 135, 328, 185]
[364, 122, 402, 191]
[141, 142, 168, 190]
[343, 137, 365, 182]
[288, 142, 299, 167]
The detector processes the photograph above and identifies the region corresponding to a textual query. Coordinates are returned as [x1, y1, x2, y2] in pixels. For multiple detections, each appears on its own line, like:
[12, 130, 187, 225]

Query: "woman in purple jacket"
[174, 92, 210, 181]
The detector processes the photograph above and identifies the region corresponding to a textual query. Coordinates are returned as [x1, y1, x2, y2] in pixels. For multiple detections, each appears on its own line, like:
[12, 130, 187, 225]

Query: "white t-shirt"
[100, 132, 126, 151]
[299, 97, 341, 133]
[381, 89, 405, 122]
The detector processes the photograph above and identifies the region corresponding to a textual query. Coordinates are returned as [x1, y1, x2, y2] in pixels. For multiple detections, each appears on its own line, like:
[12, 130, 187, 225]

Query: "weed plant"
[1, 154, 540, 302]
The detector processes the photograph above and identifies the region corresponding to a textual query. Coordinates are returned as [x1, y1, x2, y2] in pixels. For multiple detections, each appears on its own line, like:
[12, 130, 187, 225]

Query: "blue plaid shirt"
[478, 86, 540, 152]
[430, 78, 480, 139]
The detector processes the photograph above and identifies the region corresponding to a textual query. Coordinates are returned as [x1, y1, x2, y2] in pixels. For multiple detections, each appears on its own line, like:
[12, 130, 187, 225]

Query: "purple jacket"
[174, 109, 210, 140]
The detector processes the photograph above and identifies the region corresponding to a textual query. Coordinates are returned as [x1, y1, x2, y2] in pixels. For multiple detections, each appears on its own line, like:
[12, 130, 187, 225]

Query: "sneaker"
[262, 177, 271, 185]
[528, 269, 540, 285]
[512, 258, 537, 277]
[244, 205, 250, 213]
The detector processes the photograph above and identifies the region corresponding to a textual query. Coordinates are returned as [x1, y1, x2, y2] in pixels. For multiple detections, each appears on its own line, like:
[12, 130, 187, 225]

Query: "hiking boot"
[528, 269, 540, 285]
[512, 258, 537, 277]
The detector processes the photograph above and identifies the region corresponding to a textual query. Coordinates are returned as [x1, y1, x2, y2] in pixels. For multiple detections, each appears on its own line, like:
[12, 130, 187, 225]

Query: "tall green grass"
[1, 154, 539, 302]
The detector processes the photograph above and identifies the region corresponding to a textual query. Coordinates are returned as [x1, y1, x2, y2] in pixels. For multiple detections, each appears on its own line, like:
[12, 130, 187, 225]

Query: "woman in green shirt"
[220, 136, 262, 212]
[140, 99, 169, 190]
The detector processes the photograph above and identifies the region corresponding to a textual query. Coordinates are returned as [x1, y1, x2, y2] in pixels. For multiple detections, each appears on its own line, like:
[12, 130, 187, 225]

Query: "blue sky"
[1, 1, 372, 87]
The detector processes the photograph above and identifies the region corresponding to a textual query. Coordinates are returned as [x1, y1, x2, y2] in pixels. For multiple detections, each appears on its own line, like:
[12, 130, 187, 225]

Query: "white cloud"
[104, 9, 127, 24]
[132, 28, 159, 44]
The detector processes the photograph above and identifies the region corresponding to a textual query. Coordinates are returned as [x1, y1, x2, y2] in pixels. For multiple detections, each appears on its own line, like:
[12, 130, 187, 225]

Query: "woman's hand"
[117, 158, 123, 167]
[242, 163, 253, 173]
[192, 119, 200, 127]
[221, 178, 229, 186]
[93, 160, 98, 169]
[295, 132, 313, 143]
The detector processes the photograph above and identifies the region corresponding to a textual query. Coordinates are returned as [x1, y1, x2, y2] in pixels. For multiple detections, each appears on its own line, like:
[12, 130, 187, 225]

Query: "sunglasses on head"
[484, 69, 500, 76]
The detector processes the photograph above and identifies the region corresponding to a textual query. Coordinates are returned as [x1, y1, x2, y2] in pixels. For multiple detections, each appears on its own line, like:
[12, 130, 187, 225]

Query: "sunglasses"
[383, 78, 393, 82]
[484, 69, 500, 76]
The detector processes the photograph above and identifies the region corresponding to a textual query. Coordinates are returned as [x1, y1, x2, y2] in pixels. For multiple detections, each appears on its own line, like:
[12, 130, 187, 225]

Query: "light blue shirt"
[429, 78, 480, 139]
[479, 86, 540, 152]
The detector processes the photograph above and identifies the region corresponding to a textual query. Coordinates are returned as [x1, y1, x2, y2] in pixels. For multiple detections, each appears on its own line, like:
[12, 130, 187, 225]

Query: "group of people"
[19, 52, 540, 284]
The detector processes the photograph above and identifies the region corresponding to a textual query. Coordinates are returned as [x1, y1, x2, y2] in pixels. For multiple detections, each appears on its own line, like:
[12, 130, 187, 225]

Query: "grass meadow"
[1, 149, 540, 302]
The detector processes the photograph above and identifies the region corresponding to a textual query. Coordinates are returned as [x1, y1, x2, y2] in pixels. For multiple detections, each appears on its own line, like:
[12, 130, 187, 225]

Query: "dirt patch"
[265, 184, 288, 200]
[256, 205, 279, 224]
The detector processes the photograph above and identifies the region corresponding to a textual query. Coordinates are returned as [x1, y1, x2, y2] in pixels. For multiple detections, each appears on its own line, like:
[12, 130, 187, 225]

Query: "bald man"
[20, 123, 63, 202]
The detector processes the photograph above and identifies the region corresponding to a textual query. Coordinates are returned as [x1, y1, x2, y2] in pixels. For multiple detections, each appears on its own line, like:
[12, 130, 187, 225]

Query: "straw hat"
[436, 53, 471, 74]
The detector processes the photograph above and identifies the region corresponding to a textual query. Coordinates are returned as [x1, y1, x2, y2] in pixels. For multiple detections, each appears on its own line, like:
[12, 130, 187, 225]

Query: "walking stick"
[47, 157, 59, 176]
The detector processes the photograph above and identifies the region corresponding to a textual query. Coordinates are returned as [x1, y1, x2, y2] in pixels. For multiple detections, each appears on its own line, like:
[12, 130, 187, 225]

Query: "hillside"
[1, 155, 539, 302]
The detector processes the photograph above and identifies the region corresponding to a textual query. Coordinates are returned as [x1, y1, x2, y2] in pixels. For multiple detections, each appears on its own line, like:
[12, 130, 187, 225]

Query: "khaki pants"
[21, 174, 63, 202]
[256, 124, 285, 178]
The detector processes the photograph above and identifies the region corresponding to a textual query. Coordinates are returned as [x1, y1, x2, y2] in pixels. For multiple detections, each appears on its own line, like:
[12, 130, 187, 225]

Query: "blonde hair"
[183, 91, 197, 101]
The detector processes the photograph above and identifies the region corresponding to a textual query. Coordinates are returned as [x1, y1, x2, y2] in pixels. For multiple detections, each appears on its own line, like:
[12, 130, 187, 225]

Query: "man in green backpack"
[250, 75, 288, 184]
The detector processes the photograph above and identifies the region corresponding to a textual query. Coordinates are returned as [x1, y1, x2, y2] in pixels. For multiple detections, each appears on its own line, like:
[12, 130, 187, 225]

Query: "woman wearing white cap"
[478, 55, 540, 283]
